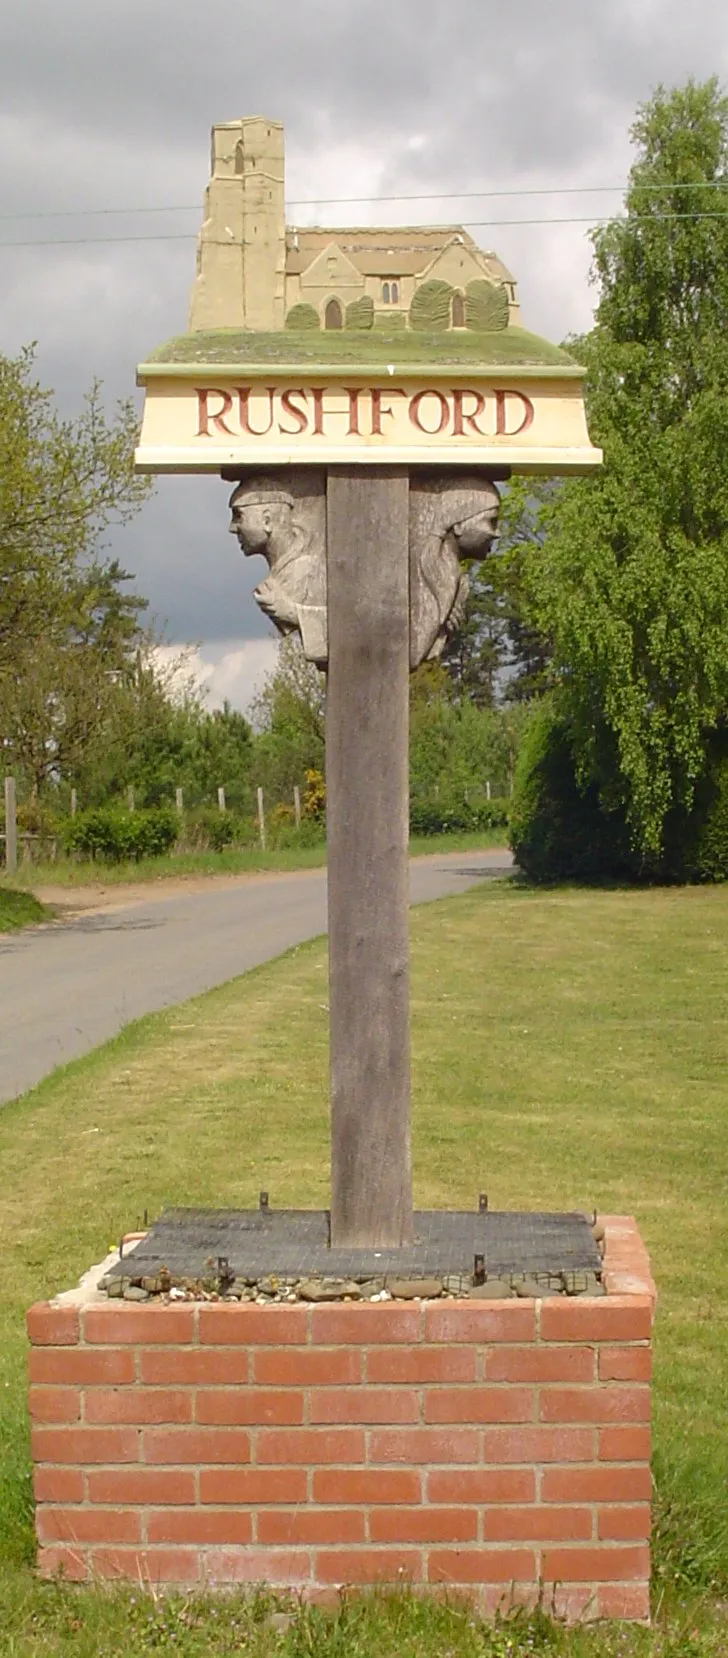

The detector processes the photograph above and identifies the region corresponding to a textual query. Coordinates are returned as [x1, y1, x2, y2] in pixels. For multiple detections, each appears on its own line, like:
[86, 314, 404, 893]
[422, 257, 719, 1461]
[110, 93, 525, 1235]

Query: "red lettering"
[494, 388, 535, 437]
[312, 388, 325, 436]
[409, 389, 450, 435]
[196, 388, 234, 437]
[346, 387, 363, 436]
[238, 386, 276, 437]
[277, 389, 309, 435]
[452, 388, 489, 437]
[371, 387, 405, 436]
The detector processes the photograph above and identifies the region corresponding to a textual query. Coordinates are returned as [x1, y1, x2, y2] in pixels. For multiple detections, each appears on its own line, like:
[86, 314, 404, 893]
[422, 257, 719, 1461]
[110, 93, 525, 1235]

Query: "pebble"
[592, 1221, 606, 1244]
[296, 1278, 361, 1302]
[387, 1277, 443, 1300]
[122, 1285, 149, 1302]
[468, 1279, 513, 1299]
[515, 1279, 561, 1298]
[105, 1277, 124, 1299]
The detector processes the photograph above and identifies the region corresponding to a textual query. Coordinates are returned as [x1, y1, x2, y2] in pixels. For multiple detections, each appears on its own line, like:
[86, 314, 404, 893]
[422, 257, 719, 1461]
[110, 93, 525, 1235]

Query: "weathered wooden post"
[134, 116, 601, 1252]
[175, 787, 184, 814]
[4, 777, 18, 875]
[256, 787, 266, 851]
[293, 784, 301, 828]
[127, 785, 135, 813]
[217, 786, 226, 813]
[70, 787, 78, 818]
[327, 468, 412, 1244]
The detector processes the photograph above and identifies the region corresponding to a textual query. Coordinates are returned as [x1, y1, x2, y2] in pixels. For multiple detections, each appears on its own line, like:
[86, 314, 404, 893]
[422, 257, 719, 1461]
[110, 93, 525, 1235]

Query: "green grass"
[5, 829, 505, 890]
[0, 887, 49, 931]
[143, 324, 580, 371]
[1, 879, 727, 1653]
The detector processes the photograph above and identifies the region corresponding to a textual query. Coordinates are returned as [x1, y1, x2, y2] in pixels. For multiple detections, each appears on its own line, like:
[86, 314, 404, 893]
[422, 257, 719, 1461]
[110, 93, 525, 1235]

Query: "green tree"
[524, 79, 728, 854]
[0, 346, 152, 796]
[251, 637, 326, 799]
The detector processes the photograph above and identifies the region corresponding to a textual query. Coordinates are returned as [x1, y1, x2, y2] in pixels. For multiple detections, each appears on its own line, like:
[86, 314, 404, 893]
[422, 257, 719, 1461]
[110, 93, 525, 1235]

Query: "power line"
[4, 210, 728, 250]
[1, 179, 728, 223]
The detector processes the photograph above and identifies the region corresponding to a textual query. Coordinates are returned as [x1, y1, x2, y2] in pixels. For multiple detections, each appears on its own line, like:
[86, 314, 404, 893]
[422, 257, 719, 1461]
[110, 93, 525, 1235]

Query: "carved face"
[452, 505, 499, 556]
[229, 501, 273, 556]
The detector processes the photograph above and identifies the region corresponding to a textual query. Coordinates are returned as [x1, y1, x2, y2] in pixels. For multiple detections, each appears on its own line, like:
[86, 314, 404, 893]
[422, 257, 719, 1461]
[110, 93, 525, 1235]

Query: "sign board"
[135, 363, 600, 475]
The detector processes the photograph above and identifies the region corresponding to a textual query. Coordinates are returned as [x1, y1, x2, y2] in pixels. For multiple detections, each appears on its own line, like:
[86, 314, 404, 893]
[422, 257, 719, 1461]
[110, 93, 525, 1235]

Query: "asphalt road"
[0, 849, 511, 1106]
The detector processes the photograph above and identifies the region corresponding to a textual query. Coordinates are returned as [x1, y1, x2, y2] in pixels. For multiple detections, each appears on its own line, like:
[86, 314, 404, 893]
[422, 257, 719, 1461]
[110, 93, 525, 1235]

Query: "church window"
[381, 280, 401, 304]
[325, 297, 343, 330]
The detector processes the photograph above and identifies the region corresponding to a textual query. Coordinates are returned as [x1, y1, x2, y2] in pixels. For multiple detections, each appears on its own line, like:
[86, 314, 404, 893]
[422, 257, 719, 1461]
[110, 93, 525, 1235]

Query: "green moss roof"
[140, 326, 582, 375]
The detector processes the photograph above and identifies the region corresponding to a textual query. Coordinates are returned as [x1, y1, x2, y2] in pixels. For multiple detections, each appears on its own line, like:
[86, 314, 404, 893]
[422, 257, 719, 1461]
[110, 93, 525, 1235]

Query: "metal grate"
[107, 1206, 601, 1283]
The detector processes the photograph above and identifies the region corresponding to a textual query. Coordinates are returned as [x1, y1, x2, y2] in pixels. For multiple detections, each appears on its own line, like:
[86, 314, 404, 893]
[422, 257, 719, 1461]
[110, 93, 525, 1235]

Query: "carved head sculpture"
[409, 475, 501, 668]
[228, 476, 328, 664]
[228, 479, 297, 561]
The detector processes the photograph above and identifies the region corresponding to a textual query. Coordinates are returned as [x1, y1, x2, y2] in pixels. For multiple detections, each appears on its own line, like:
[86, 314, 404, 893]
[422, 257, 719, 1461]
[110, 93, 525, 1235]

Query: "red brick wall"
[28, 1215, 655, 1623]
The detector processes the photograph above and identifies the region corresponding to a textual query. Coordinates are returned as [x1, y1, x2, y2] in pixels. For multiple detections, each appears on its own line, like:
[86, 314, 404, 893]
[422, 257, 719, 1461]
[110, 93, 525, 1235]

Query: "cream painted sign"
[135, 371, 602, 475]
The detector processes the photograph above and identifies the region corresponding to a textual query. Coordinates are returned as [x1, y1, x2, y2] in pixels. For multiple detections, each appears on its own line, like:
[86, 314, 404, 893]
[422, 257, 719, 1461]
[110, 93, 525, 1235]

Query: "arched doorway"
[451, 291, 466, 328]
[325, 298, 343, 330]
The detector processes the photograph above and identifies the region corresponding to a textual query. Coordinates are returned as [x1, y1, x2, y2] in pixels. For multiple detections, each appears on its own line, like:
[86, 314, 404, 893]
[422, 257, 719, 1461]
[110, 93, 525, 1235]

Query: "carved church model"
[190, 117, 522, 336]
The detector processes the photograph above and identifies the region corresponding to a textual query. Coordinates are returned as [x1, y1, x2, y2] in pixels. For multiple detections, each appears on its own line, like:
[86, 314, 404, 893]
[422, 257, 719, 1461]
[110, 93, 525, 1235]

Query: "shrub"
[284, 303, 320, 331]
[410, 280, 453, 331]
[303, 768, 326, 822]
[508, 705, 633, 884]
[465, 279, 509, 331]
[409, 796, 510, 836]
[345, 296, 374, 331]
[685, 751, 728, 883]
[63, 807, 178, 864]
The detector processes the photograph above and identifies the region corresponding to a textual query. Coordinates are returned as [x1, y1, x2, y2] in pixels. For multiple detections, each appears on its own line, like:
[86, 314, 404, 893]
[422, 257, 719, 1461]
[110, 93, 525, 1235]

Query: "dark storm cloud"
[1, 0, 727, 675]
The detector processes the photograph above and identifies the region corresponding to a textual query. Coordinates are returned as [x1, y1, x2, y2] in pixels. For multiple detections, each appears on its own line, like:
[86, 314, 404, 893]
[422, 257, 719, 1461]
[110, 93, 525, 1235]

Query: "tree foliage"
[0, 346, 152, 793]
[522, 79, 728, 854]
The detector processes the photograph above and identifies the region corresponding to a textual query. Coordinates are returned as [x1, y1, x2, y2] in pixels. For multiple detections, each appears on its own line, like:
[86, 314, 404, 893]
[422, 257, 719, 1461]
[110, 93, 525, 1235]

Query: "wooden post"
[486, 779, 491, 801]
[70, 788, 78, 818]
[4, 777, 17, 875]
[217, 786, 226, 813]
[293, 785, 301, 828]
[327, 467, 412, 1248]
[127, 785, 135, 813]
[257, 787, 266, 851]
[175, 787, 184, 814]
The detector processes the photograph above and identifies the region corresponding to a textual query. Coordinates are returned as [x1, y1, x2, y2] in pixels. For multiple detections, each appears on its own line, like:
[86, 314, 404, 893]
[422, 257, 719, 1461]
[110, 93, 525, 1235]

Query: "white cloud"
[153, 638, 279, 714]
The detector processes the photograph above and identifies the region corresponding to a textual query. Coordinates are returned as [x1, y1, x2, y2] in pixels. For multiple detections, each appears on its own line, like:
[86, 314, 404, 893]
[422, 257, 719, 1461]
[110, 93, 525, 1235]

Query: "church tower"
[189, 118, 285, 332]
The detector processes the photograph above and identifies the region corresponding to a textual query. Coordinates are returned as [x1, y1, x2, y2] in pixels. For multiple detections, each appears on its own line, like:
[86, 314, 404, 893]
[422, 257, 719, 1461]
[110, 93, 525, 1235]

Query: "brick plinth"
[28, 1216, 655, 1622]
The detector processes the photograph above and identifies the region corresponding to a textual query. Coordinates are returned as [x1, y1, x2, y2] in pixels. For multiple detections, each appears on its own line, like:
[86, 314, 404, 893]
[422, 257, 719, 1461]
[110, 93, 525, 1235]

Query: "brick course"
[28, 1214, 655, 1622]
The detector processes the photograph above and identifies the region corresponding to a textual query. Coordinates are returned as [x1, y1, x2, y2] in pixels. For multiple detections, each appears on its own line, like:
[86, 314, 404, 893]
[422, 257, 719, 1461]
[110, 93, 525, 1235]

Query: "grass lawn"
[2, 828, 505, 891]
[0, 888, 49, 932]
[1, 879, 727, 1655]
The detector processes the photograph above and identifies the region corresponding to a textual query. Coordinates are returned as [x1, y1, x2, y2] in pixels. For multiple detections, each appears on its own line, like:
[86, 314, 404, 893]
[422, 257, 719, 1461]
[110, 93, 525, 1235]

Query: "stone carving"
[408, 475, 501, 668]
[228, 475, 328, 665]
[229, 472, 500, 671]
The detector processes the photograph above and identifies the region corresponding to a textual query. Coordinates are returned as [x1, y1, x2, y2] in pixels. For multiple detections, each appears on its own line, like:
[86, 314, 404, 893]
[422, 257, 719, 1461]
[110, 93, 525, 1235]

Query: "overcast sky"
[2, 1, 727, 708]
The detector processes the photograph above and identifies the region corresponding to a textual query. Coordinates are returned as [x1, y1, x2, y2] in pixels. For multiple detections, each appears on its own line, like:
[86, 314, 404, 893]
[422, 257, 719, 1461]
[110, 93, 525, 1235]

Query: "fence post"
[257, 787, 267, 851]
[4, 777, 17, 875]
[127, 785, 135, 813]
[175, 787, 184, 814]
[70, 788, 78, 818]
[217, 786, 226, 813]
[293, 784, 301, 828]
[486, 779, 491, 801]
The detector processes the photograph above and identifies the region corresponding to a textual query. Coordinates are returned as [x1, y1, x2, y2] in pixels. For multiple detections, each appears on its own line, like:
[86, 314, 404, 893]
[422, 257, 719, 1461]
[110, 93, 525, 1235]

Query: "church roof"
[285, 225, 515, 284]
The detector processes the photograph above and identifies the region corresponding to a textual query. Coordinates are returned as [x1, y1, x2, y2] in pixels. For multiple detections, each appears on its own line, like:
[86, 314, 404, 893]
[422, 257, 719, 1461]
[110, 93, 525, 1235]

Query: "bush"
[63, 807, 179, 864]
[181, 808, 256, 852]
[508, 705, 634, 884]
[509, 707, 728, 885]
[409, 796, 510, 836]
